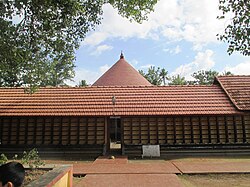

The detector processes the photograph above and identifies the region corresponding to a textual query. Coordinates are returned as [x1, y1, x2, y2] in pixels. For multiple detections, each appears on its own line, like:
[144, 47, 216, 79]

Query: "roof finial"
[120, 51, 124, 59]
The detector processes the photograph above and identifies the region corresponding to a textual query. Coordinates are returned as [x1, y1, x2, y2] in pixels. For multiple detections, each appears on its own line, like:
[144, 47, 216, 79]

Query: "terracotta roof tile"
[215, 75, 250, 110]
[92, 55, 151, 86]
[0, 85, 240, 116]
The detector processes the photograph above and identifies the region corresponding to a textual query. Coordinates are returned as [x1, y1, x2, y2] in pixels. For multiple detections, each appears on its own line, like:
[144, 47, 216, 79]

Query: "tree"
[222, 71, 234, 76]
[78, 80, 88, 87]
[0, 0, 158, 88]
[159, 68, 168, 85]
[169, 75, 187, 85]
[191, 70, 219, 85]
[139, 66, 168, 85]
[217, 0, 250, 56]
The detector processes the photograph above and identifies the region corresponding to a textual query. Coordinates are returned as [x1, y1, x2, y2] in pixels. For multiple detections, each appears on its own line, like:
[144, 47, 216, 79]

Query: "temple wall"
[122, 114, 250, 155]
[0, 117, 105, 146]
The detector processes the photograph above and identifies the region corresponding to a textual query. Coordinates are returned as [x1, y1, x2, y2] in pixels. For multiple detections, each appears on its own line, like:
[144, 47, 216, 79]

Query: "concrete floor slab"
[74, 162, 180, 175]
[93, 156, 128, 164]
[75, 174, 184, 187]
[172, 161, 250, 174]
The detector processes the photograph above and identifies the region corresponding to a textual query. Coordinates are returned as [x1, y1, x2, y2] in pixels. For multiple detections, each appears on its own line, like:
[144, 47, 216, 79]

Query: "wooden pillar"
[156, 118, 159, 144]
[68, 117, 72, 145]
[77, 117, 80, 144]
[59, 117, 63, 145]
[147, 117, 150, 144]
[233, 116, 237, 143]
[25, 117, 28, 144]
[216, 116, 220, 143]
[181, 117, 185, 144]
[242, 115, 246, 143]
[198, 117, 202, 143]
[164, 117, 168, 144]
[207, 117, 211, 143]
[173, 117, 176, 144]
[0, 118, 3, 145]
[139, 118, 142, 144]
[86, 118, 89, 144]
[224, 116, 229, 143]
[51, 117, 54, 145]
[103, 117, 109, 155]
[16, 118, 20, 145]
[130, 118, 133, 144]
[42, 118, 45, 145]
[121, 118, 125, 155]
[190, 117, 194, 143]
[34, 117, 37, 144]
[0, 118, 4, 145]
[7, 117, 12, 144]
[94, 118, 97, 144]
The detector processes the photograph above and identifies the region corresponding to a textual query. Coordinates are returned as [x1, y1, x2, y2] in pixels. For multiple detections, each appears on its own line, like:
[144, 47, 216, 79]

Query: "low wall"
[26, 165, 73, 187]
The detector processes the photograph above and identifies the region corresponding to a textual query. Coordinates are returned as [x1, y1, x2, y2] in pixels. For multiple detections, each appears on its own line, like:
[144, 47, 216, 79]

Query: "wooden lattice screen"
[123, 115, 250, 145]
[0, 117, 105, 146]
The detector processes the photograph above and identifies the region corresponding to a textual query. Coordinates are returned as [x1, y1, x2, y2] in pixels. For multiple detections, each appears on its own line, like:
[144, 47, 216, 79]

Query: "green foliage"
[0, 153, 8, 165]
[109, 0, 158, 23]
[1, 148, 45, 169]
[222, 71, 234, 76]
[191, 70, 219, 85]
[169, 74, 187, 85]
[159, 68, 168, 85]
[78, 80, 88, 87]
[217, 0, 250, 56]
[139, 66, 168, 85]
[21, 148, 45, 169]
[0, 0, 158, 88]
[140, 66, 234, 86]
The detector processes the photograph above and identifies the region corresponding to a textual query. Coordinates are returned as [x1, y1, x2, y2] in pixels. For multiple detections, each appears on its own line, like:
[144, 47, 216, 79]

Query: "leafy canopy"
[217, 0, 250, 56]
[139, 66, 168, 85]
[169, 74, 187, 85]
[190, 70, 219, 85]
[78, 80, 88, 87]
[140, 66, 234, 86]
[0, 0, 158, 88]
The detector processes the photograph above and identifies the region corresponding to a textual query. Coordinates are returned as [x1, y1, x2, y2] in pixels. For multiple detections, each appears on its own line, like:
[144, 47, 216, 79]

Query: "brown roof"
[92, 54, 151, 86]
[215, 75, 250, 111]
[0, 85, 240, 116]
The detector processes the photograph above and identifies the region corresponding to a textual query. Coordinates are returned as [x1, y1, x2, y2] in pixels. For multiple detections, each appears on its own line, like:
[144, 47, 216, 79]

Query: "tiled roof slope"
[0, 85, 240, 116]
[215, 75, 250, 110]
[92, 54, 151, 86]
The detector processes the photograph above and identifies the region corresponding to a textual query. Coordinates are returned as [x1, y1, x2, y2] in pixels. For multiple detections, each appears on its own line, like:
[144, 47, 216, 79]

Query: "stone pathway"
[74, 156, 183, 187]
[73, 157, 250, 187]
[172, 160, 250, 174]
[77, 174, 182, 187]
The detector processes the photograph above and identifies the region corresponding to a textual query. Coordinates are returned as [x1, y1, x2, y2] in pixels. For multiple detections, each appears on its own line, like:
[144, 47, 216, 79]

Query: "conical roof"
[92, 54, 151, 86]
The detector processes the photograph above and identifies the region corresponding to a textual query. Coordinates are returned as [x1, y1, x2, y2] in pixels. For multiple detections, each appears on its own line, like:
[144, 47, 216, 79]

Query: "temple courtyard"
[44, 156, 250, 187]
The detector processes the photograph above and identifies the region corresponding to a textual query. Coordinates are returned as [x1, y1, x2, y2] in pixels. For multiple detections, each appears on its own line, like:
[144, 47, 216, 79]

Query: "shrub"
[0, 153, 8, 165]
[21, 148, 45, 169]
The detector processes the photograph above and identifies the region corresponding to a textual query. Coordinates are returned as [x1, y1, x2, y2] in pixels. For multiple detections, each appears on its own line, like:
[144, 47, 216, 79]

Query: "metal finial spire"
[120, 51, 124, 59]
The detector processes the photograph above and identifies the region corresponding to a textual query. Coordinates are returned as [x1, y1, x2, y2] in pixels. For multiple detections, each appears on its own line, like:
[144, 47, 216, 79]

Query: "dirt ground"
[73, 176, 85, 186]
[23, 170, 47, 186]
[178, 174, 250, 187]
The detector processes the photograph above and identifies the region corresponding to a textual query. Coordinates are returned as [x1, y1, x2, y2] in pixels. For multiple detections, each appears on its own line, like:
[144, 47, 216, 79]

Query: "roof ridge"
[215, 76, 242, 110]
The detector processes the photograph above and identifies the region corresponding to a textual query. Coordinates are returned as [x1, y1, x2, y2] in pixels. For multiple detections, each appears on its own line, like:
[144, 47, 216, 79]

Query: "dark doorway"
[109, 117, 121, 151]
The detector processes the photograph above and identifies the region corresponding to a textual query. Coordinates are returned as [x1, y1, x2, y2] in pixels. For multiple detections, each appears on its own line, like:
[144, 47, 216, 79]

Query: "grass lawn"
[178, 174, 250, 187]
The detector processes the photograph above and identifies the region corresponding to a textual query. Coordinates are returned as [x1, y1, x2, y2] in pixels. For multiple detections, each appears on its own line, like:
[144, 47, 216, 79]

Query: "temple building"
[0, 54, 250, 158]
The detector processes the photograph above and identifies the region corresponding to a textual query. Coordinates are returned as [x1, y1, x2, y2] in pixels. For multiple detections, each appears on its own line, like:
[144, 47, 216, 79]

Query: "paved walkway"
[73, 157, 250, 187]
[172, 160, 250, 174]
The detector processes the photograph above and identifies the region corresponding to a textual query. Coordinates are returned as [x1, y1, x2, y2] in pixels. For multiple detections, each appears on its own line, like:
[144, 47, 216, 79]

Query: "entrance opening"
[109, 118, 121, 150]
